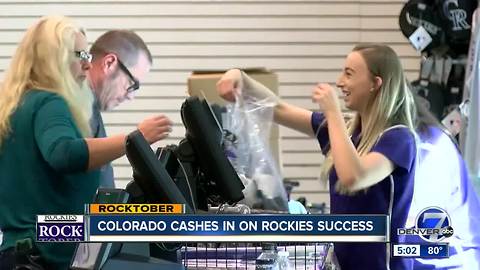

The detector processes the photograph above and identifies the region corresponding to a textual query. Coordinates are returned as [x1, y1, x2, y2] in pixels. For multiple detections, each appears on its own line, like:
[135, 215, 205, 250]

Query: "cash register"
[70, 97, 246, 269]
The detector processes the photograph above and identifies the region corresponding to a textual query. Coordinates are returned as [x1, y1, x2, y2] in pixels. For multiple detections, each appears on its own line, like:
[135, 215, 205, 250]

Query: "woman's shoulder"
[27, 89, 61, 99]
[24, 89, 66, 107]
[379, 125, 416, 142]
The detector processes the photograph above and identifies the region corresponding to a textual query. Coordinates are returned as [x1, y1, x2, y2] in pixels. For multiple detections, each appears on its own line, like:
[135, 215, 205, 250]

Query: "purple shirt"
[312, 112, 416, 270]
[410, 126, 480, 269]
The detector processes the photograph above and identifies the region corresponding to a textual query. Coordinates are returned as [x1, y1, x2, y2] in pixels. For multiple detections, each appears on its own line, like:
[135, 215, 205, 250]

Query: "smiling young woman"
[216, 44, 418, 270]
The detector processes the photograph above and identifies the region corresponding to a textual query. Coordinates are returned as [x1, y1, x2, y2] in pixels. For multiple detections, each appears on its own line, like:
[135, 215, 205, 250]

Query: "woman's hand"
[216, 69, 243, 102]
[312, 83, 341, 116]
[216, 69, 278, 103]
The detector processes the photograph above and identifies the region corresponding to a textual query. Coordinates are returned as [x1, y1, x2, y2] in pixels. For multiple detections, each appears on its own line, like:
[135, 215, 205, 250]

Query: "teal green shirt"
[0, 90, 100, 269]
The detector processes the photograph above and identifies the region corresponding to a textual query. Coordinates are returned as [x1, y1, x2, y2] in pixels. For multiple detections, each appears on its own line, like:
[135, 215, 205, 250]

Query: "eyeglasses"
[74, 50, 93, 63]
[117, 59, 140, 93]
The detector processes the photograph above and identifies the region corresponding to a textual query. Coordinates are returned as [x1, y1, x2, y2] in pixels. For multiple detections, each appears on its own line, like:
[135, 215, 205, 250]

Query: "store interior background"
[0, 0, 435, 208]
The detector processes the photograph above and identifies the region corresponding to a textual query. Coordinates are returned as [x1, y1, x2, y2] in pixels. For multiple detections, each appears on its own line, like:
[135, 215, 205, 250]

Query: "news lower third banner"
[36, 204, 388, 243]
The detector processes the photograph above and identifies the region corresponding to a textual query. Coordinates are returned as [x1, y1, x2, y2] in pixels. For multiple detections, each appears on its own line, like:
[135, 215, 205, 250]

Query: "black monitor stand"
[156, 138, 231, 212]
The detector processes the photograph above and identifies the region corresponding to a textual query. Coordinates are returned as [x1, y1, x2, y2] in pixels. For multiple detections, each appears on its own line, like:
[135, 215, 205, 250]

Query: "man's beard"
[98, 73, 121, 111]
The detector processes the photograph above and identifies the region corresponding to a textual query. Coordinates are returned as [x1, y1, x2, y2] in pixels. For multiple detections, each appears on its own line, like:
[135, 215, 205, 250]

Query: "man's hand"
[137, 115, 173, 144]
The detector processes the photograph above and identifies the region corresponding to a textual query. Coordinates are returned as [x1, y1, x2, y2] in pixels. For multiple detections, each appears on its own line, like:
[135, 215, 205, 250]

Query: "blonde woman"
[217, 44, 417, 270]
[0, 16, 171, 269]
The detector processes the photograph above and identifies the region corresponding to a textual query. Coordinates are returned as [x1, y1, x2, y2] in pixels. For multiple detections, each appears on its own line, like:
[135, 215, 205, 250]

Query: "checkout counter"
[70, 97, 330, 269]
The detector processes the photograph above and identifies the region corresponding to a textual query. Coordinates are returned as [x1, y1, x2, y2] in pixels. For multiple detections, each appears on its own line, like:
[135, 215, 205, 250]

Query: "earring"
[369, 88, 375, 92]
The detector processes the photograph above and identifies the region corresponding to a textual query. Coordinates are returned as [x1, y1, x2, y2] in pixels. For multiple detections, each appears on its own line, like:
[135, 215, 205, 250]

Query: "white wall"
[0, 0, 420, 206]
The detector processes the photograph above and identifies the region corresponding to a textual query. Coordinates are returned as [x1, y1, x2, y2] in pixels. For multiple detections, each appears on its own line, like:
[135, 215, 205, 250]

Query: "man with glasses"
[87, 30, 172, 188]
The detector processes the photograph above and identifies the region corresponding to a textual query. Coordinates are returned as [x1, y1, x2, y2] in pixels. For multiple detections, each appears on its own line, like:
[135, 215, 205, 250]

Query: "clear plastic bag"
[222, 92, 288, 211]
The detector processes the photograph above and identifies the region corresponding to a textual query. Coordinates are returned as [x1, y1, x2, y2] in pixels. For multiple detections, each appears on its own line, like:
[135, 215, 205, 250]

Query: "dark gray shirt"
[90, 98, 115, 188]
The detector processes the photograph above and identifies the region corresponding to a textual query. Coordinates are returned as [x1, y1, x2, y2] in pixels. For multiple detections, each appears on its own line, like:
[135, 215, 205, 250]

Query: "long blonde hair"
[0, 15, 93, 147]
[321, 44, 416, 189]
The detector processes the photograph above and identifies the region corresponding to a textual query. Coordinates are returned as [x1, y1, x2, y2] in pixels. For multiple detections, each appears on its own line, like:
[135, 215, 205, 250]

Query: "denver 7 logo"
[416, 207, 453, 242]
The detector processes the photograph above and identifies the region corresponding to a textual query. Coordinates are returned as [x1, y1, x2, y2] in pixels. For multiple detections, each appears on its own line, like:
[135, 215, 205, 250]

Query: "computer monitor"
[125, 130, 193, 214]
[180, 96, 245, 204]
[71, 189, 129, 270]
